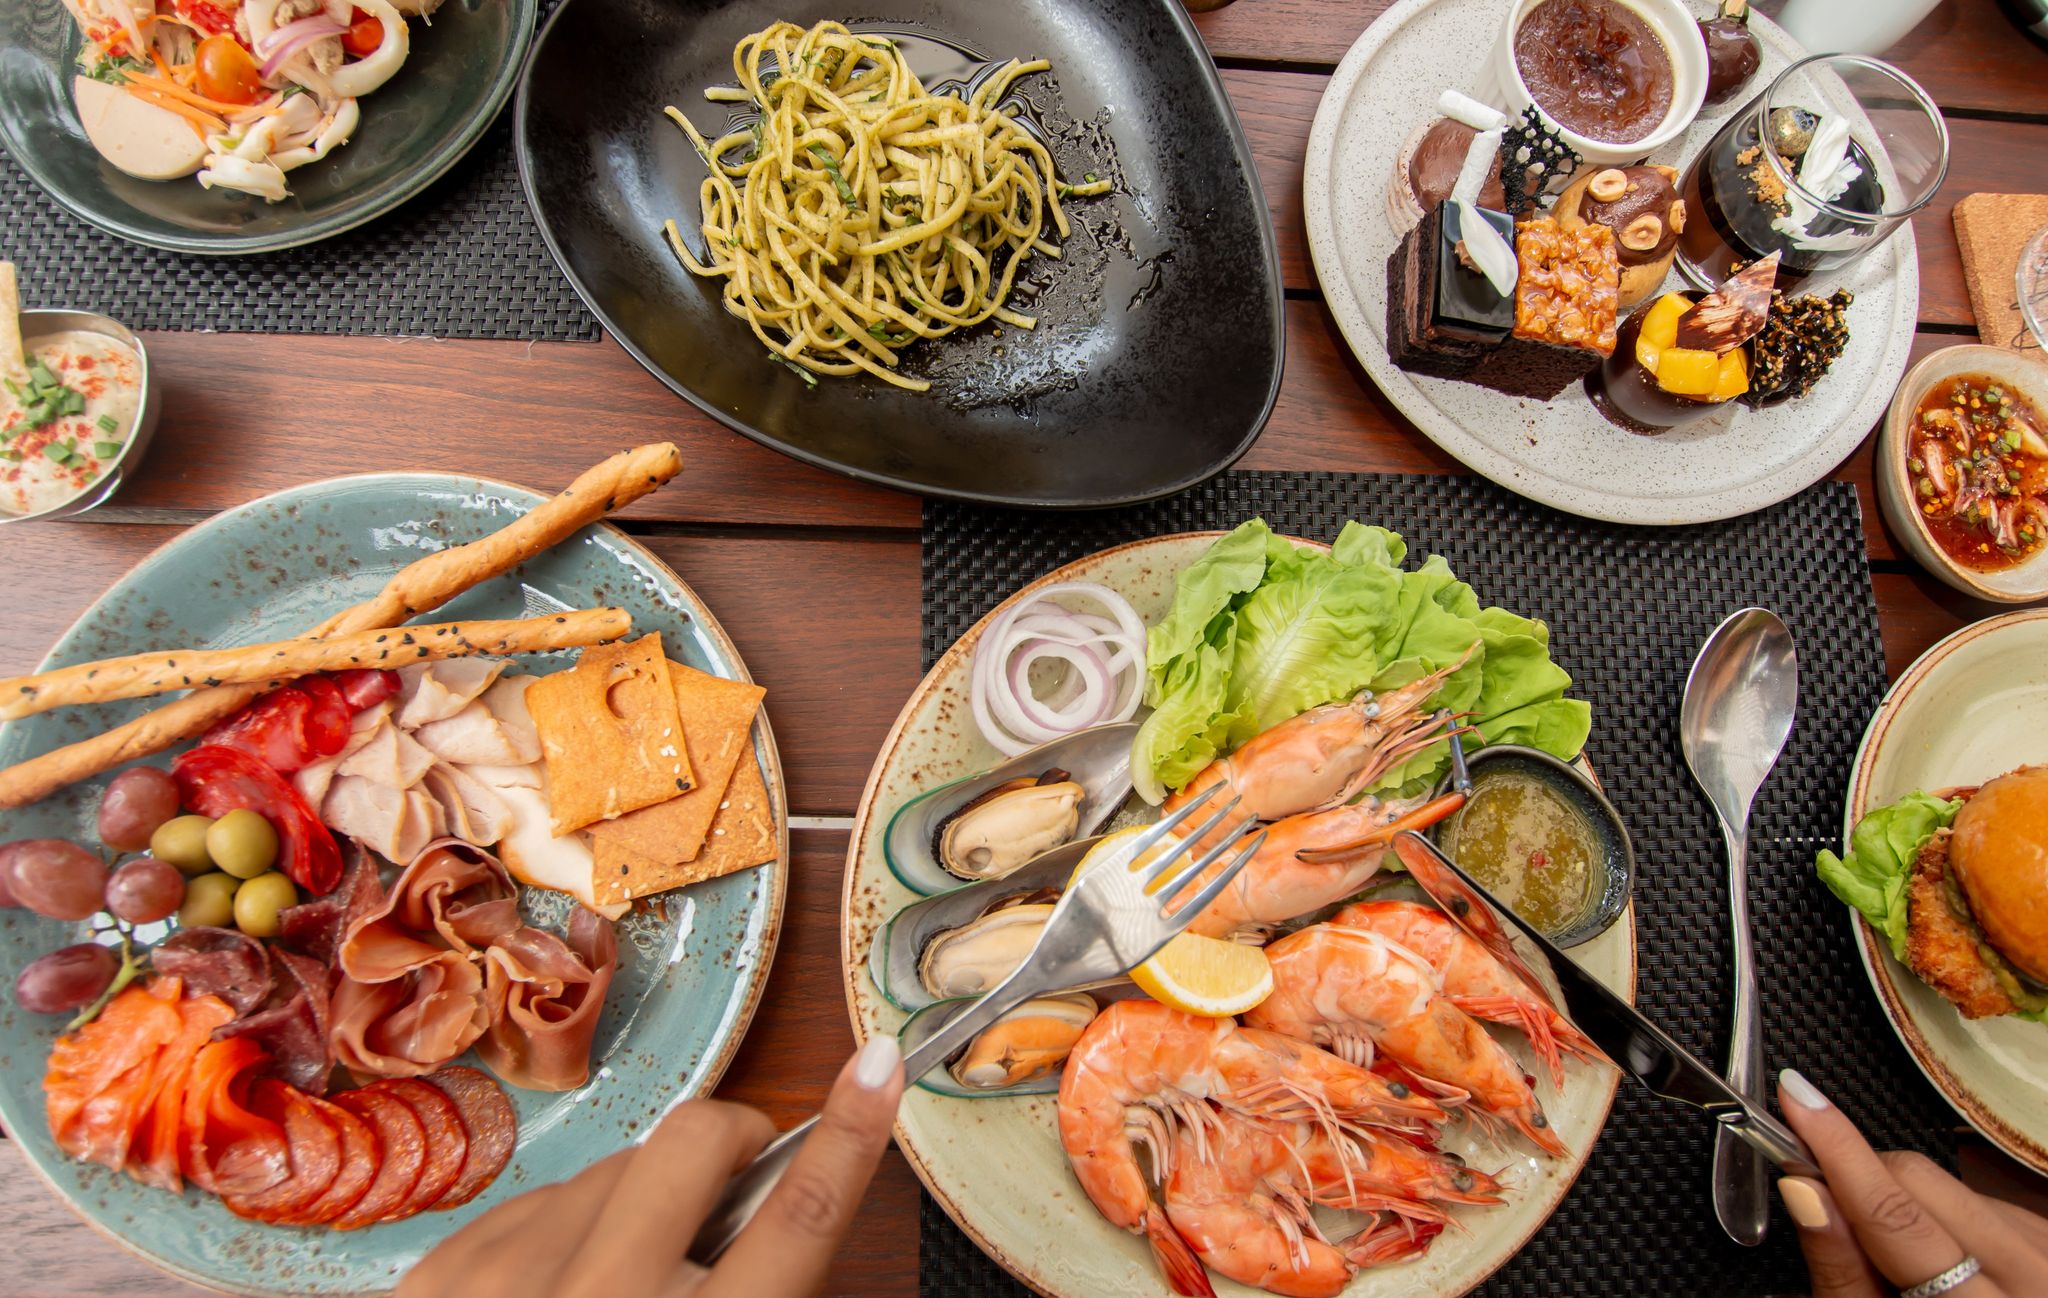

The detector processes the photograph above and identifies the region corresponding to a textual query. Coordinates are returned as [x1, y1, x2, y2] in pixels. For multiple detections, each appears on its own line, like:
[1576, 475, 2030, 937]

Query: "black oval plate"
[515, 0, 1283, 507]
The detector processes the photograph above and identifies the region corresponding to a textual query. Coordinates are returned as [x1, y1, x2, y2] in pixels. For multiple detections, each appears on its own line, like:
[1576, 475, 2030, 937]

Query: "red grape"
[9, 840, 108, 920]
[15, 943, 118, 1013]
[98, 766, 181, 852]
[0, 841, 25, 907]
[104, 856, 184, 924]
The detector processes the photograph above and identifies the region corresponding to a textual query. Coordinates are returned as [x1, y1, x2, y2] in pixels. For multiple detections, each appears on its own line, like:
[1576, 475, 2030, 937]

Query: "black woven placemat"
[0, 7, 597, 341]
[916, 470, 1956, 1298]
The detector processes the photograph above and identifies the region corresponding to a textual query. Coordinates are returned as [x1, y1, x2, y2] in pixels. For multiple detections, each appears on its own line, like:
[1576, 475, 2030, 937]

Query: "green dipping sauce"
[1440, 771, 1599, 937]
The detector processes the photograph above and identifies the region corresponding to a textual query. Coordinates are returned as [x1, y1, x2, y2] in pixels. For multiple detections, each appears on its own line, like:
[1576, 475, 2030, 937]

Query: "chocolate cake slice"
[1386, 202, 1515, 380]
[1470, 217, 1620, 400]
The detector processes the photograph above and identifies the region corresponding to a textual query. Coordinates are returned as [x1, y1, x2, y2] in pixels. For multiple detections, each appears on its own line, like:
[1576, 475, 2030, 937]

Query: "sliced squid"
[329, 0, 409, 97]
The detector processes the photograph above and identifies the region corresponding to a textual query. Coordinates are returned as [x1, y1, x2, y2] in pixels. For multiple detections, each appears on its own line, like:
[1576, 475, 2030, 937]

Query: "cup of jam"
[1477, 0, 1708, 168]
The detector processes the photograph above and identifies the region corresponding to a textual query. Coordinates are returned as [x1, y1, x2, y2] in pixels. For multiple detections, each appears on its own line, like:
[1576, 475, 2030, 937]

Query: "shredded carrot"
[123, 71, 275, 118]
[119, 83, 225, 137]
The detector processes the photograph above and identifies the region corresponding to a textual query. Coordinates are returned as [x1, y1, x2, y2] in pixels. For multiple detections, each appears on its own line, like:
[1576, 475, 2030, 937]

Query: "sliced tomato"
[171, 0, 240, 37]
[331, 668, 401, 711]
[223, 1080, 342, 1221]
[341, 9, 385, 58]
[44, 980, 185, 1169]
[178, 1037, 288, 1195]
[174, 745, 343, 896]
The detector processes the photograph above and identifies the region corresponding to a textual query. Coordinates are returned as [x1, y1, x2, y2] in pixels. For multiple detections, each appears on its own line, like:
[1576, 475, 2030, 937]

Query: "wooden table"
[3, 1, 2045, 1293]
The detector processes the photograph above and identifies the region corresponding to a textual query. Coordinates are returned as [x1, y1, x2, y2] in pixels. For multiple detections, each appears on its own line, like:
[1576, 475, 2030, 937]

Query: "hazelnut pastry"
[1555, 164, 1684, 308]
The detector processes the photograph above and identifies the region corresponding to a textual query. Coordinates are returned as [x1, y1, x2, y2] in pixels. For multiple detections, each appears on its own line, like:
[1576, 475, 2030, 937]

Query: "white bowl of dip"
[0, 309, 159, 525]
[1474, 0, 1709, 169]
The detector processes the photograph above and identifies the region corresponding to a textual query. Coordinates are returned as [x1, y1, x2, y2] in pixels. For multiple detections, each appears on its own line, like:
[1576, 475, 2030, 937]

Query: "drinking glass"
[1675, 54, 1948, 289]
[2020, 224, 2048, 351]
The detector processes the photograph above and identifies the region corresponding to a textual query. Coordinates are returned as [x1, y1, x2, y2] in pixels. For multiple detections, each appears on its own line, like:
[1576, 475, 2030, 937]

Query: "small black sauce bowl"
[1429, 744, 1635, 948]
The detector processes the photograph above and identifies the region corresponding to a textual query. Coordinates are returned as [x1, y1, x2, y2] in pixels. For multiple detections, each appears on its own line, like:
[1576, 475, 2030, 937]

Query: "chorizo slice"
[371, 1078, 467, 1217]
[293, 1092, 381, 1226]
[222, 1080, 340, 1223]
[424, 1066, 516, 1210]
[327, 1088, 425, 1230]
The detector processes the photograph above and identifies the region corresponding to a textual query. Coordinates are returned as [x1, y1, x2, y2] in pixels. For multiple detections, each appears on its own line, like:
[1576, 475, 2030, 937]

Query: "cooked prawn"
[1163, 1114, 1485, 1297]
[1056, 1000, 1443, 1297]
[1164, 647, 1477, 823]
[1246, 925, 1569, 1157]
[1181, 793, 1466, 940]
[1331, 900, 1601, 1087]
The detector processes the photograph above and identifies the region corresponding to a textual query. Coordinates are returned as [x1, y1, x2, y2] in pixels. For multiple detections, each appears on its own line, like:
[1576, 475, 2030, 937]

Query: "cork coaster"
[1953, 193, 2048, 352]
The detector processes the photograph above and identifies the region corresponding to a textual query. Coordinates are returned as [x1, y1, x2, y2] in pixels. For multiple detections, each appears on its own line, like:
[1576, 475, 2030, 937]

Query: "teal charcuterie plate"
[0, 473, 788, 1295]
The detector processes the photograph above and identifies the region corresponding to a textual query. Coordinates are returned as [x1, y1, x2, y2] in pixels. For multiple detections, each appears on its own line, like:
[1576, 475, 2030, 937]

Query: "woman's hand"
[1774, 1068, 2048, 1298]
[398, 1035, 905, 1298]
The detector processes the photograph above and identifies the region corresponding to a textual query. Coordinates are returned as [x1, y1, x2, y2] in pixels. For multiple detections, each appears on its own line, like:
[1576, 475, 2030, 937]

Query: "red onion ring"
[257, 18, 344, 80]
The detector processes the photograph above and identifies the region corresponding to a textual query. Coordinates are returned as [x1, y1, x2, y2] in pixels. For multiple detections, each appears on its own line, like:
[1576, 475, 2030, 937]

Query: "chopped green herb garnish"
[280, 83, 307, 101]
[6, 355, 89, 435]
[808, 144, 859, 207]
[767, 353, 818, 387]
[96, 413, 117, 434]
[867, 322, 913, 344]
[93, 441, 122, 459]
[43, 442, 72, 465]
[84, 54, 147, 85]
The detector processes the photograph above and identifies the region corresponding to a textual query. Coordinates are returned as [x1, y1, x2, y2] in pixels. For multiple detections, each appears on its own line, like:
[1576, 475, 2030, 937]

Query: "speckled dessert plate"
[0, 473, 788, 1296]
[1303, 0, 1918, 526]
[842, 533, 1634, 1298]
[1842, 609, 2048, 1175]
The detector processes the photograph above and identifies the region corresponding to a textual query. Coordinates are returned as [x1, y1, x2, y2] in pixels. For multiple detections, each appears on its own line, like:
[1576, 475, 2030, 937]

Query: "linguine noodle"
[661, 20, 1108, 392]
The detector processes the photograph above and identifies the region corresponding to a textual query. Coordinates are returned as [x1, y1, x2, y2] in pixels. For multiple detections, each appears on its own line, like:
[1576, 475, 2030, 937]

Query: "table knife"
[1390, 831, 1819, 1179]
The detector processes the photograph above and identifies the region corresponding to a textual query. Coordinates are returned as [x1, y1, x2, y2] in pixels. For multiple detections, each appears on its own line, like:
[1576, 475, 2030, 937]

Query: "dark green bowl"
[0, 0, 535, 254]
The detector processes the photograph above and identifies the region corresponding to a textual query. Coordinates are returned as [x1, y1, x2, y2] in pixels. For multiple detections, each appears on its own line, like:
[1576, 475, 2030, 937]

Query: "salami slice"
[327, 1089, 425, 1230]
[424, 1067, 516, 1210]
[291, 1093, 380, 1227]
[222, 1081, 341, 1223]
[371, 1079, 467, 1216]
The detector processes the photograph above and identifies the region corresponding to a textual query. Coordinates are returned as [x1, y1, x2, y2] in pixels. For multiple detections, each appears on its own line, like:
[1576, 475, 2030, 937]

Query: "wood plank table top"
[2, 1, 2045, 1294]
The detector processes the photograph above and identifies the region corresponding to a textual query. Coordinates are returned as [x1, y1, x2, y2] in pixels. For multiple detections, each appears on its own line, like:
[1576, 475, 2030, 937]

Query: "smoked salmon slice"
[44, 979, 185, 1172]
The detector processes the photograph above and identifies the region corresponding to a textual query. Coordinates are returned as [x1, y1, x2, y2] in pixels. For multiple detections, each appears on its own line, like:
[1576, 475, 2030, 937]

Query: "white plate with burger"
[1823, 608, 2048, 1173]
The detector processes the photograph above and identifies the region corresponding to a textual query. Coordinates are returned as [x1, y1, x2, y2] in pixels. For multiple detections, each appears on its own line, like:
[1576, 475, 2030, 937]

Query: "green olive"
[177, 872, 239, 928]
[232, 871, 298, 938]
[151, 814, 217, 876]
[206, 809, 279, 879]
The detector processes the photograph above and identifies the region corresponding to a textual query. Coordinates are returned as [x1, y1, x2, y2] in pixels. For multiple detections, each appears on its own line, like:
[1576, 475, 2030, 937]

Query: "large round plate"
[842, 533, 1633, 1298]
[0, 473, 788, 1295]
[515, 0, 1283, 508]
[1302, 0, 1918, 526]
[0, 0, 535, 254]
[1842, 608, 2048, 1174]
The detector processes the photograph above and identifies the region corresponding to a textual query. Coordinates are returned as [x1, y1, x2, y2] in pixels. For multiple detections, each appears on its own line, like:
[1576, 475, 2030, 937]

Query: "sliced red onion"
[967, 582, 1146, 754]
[258, 19, 344, 80]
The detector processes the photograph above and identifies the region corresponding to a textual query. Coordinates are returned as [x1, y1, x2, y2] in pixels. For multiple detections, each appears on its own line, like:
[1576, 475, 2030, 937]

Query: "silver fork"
[686, 784, 1266, 1265]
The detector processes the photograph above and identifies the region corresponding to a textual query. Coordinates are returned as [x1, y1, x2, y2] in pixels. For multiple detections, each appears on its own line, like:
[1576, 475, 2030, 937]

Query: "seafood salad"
[869, 521, 1609, 1296]
[58, 0, 432, 200]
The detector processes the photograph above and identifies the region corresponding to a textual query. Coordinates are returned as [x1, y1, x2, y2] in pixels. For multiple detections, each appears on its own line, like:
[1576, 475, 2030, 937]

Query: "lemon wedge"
[1071, 827, 1273, 1018]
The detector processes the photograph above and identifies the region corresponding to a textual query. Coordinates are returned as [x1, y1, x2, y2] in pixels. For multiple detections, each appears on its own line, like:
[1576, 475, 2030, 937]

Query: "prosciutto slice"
[278, 847, 385, 969]
[475, 908, 618, 1092]
[152, 928, 273, 1015]
[215, 949, 335, 1095]
[339, 840, 520, 979]
[330, 959, 491, 1080]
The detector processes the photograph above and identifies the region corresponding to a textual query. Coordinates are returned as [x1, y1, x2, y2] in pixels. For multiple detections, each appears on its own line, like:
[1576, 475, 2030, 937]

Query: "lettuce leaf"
[1131, 518, 1589, 801]
[1814, 792, 1962, 961]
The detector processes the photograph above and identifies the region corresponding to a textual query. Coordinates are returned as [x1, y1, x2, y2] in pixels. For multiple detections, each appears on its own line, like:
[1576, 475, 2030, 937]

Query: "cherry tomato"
[194, 32, 264, 106]
[341, 10, 385, 58]
[172, 0, 239, 37]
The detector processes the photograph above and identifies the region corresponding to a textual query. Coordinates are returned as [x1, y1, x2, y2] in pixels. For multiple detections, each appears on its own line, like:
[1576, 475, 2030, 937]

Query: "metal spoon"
[1681, 608, 1798, 1248]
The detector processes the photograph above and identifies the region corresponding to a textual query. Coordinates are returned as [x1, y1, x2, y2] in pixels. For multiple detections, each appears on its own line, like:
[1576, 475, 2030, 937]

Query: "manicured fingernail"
[1778, 1177, 1828, 1230]
[1780, 1068, 1829, 1110]
[854, 1034, 900, 1090]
